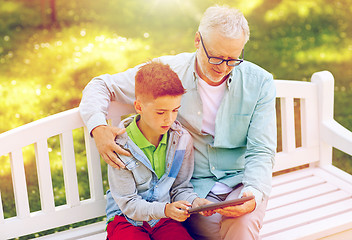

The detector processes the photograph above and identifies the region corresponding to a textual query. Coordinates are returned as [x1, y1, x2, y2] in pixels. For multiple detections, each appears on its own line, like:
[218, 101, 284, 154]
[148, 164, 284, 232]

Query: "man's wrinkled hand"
[91, 125, 130, 169]
[191, 197, 216, 216]
[215, 192, 256, 218]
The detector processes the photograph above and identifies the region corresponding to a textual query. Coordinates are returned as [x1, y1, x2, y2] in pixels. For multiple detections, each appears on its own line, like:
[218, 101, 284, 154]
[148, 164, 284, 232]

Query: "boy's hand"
[91, 125, 131, 169]
[165, 201, 191, 222]
[192, 197, 216, 216]
[215, 192, 256, 218]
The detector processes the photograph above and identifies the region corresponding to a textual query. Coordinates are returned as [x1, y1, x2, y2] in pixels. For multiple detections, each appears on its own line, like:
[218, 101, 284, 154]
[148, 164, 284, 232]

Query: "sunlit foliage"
[0, 0, 351, 237]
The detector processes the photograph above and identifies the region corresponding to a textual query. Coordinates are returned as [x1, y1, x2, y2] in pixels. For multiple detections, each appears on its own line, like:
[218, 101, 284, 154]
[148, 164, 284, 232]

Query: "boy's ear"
[134, 100, 142, 114]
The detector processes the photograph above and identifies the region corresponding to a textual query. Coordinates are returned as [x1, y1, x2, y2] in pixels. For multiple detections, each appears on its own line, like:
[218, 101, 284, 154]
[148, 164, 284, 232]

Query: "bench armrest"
[321, 119, 352, 156]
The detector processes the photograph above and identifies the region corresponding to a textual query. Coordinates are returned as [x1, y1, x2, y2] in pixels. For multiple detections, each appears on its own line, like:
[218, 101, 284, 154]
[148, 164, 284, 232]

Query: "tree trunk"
[50, 0, 57, 24]
[40, 0, 46, 27]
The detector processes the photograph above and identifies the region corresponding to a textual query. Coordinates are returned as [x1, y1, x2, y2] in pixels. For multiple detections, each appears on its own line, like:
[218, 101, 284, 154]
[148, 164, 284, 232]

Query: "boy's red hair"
[135, 61, 186, 99]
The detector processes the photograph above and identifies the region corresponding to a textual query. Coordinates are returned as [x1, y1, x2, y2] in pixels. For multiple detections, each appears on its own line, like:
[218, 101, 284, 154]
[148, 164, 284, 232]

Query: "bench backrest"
[0, 71, 334, 239]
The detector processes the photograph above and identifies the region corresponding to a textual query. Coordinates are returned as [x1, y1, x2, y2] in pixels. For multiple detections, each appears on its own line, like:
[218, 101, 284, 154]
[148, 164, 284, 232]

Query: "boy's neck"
[136, 118, 162, 147]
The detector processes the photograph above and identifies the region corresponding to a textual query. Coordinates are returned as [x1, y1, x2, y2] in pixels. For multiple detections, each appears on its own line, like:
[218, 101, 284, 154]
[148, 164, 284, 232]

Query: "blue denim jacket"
[80, 52, 276, 206]
[106, 115, 198, 227]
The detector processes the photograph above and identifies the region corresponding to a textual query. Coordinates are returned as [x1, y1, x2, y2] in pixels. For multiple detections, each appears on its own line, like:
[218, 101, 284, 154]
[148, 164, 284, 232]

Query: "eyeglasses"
[199, 32, 244, 67]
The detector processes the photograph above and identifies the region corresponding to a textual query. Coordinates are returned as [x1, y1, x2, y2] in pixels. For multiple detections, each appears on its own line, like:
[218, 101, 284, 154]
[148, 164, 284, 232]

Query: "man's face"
[135, 95, 182, 139]
[195, 31, 246, 86]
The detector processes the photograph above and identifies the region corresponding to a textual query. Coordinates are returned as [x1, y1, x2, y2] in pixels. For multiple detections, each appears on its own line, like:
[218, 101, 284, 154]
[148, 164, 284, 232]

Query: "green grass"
[1, 0, 352, 238]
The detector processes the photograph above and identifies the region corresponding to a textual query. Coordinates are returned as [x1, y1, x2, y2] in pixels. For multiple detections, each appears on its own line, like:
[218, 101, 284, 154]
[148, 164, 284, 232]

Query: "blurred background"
[0, 0, 351, 238]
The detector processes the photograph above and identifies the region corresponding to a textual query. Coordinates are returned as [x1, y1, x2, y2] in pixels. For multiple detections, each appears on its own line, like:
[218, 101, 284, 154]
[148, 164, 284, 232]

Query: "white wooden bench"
[0, 71, 352, 240]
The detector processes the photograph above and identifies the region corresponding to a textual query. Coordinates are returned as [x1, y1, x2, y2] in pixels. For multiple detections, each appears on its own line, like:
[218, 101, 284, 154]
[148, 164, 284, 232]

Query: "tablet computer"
[188, 195, 255, 214]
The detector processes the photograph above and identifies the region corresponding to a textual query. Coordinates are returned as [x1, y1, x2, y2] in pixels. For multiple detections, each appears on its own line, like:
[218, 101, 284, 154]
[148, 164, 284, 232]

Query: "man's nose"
[216, 61, 228, 71]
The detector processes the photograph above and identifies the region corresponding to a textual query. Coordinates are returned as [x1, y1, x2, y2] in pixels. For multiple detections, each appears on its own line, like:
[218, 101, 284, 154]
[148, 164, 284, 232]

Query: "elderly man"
[80, 5, 276, 240]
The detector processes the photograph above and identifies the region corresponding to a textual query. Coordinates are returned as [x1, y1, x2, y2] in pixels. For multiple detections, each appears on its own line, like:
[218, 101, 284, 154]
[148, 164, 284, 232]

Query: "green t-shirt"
[125, 115, 168, 179]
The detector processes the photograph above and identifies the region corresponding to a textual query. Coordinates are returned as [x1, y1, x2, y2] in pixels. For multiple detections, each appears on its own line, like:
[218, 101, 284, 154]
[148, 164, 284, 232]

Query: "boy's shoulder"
[170, 119, 188, 133]
[170, 120, 193, 144]
[115, 115, 135, 146]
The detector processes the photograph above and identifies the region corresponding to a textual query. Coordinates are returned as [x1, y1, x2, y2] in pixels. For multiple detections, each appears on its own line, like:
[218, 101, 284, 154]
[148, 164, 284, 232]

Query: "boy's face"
[135, 95, 182, 138]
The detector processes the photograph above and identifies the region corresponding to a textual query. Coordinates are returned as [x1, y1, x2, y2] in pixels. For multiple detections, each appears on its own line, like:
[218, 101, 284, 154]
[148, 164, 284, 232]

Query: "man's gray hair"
[198, 5, 250, 43]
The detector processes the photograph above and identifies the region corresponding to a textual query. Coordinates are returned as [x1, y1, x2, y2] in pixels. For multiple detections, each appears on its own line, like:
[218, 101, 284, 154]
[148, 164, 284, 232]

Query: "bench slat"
[0, 199, 106, 239]
[270, 175, 325, 197]
[261, 198, 352, 237]
[10, 149, 30, 218]
[267, 182, 338, 210]
[79, 232, 106, 240]
[35, 221, 106, 240]
[275, 80, 316, 99]
[273, 147, 319, 172]
[300, 98, 319, 149]
[0, 108, 84, 155]
[35, 140, 55, 213]
[84, 127, 104, 200]
[261, 209, 352, 240]
[280, 97, 296, 153]
[0, 191, 4, 222]
[60, 131, 80, 207]
[264, 190, 351, 223]
[272, 169, 314, 186]
[314, 167, 352, 194]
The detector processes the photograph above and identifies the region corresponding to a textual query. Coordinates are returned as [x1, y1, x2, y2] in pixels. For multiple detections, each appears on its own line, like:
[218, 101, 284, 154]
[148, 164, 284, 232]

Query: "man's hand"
[215, 192, 256, 218]
[191, 197, 216, 216]
[91, 125, 131, 169]
[165, 201, 191, 222]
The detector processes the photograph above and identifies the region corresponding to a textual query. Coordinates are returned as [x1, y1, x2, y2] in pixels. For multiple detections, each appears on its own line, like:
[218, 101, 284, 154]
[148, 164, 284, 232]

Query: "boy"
[105, 61, 210, 240]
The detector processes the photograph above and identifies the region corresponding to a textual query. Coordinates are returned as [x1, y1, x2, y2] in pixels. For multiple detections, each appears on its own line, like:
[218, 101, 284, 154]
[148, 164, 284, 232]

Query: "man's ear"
[134, 100, 142, 114]
[194, 31, 201, 49]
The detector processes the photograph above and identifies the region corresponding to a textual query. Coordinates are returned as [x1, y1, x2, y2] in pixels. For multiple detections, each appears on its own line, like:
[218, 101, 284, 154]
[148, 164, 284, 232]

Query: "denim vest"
[106, 116, 198, 227]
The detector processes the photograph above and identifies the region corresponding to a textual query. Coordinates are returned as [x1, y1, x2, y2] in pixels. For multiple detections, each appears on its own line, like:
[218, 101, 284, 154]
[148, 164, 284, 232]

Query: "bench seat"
[36, 222, 106, 240]
[33, 166, 352, 240]
[262, 166, 352, 239]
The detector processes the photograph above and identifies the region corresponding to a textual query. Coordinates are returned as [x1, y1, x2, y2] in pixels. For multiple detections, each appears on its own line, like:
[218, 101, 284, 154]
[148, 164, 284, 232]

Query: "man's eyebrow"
[208, 47, 238, 59]
[209, 51, 237, 59]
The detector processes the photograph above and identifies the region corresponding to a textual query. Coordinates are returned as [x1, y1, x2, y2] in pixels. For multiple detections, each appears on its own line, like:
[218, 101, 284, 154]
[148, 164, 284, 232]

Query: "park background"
[0, 0, 351, 238]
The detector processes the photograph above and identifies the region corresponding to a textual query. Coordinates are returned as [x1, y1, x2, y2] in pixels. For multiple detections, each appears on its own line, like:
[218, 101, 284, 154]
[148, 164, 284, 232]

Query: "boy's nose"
[165, 113, 173, 124]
